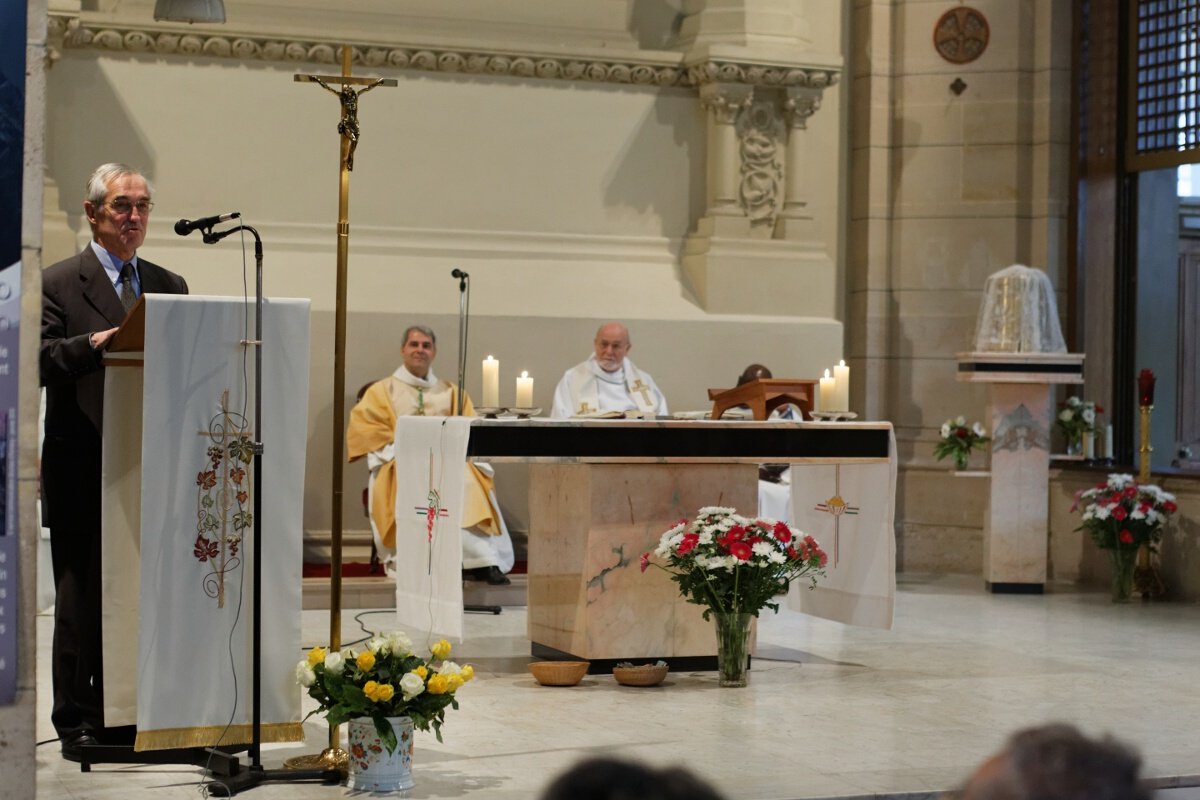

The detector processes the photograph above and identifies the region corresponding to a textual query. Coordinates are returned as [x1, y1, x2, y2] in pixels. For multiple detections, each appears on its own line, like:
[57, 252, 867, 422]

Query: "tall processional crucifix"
[288, 46, 396, 771]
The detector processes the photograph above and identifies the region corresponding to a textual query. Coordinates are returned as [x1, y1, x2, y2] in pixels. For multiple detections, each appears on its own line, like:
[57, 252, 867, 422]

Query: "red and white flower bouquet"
[641, 507, 827, 686]
[1072, 473, 1178, 601]
[640, 506, 827, 619]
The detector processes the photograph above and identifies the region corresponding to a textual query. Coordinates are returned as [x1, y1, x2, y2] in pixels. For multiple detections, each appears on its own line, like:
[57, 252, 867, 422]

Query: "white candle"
[515, 370, 534, 408]
[1105, 424, 1114, 460]
[482, 355, 499, 407]
[1084, 432, 1095, 460]
[833, 359, 850, 413]
[818, 369, 835, 413]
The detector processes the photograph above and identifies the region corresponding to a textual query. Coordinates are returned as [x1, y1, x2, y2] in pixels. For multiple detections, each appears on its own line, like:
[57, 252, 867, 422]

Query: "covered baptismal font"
[957, 265, 1084, 593]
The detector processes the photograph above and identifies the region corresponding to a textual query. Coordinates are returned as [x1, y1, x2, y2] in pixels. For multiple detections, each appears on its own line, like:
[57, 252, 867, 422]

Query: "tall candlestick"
[1104, 424, 1114, 460]
[1084, 432, 1095, 460]
[482, 355, 499, 407]
[818, 369, 835, 413]
[833, 359, 850, 412]
[515, 370, 534, 408]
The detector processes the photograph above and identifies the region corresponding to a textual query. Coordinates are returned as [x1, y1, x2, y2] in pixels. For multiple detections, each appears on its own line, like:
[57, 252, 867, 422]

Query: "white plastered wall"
[41, 1, 846, 543]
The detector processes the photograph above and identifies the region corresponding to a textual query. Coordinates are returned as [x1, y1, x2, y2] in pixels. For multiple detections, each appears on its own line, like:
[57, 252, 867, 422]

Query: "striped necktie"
[118, 262, 137, 312]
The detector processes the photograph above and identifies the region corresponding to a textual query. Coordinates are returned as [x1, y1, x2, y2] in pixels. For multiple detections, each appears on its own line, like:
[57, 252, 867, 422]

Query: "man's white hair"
[86, 163, 153, 207]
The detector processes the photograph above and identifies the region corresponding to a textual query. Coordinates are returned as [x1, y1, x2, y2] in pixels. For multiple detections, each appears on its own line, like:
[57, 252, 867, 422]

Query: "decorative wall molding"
[45, 13, 839, 93]
[146, 222, 685, 265]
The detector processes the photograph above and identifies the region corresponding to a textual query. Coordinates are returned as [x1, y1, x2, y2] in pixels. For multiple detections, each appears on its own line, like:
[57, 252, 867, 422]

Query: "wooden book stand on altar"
[708, 378, 818, 421]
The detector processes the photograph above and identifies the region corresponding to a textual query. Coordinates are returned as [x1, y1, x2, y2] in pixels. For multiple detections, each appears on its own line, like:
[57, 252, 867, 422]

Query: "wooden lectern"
[708, 378, 818, 421]
[99, 294, 309, 752]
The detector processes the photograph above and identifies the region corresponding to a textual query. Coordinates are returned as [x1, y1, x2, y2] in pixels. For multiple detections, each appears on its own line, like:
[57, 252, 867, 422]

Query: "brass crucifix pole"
[290, 45, 396, 769]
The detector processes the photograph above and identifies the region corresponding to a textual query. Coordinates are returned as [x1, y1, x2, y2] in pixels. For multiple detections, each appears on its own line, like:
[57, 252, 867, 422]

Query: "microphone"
[451, 268, 469, 279]
[174, 212, 241, 236]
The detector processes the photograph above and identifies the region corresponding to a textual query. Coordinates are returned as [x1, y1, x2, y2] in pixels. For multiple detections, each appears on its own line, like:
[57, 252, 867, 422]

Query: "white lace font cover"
[973, 264, 1067, 353]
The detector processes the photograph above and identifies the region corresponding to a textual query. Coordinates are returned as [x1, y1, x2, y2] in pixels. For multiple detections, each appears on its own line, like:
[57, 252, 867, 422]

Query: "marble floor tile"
[32, 574, 1200, 799]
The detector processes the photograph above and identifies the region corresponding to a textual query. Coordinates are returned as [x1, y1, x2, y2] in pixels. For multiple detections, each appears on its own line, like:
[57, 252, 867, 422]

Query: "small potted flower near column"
[933, 416, 989, 471]
[1057, 396, 1102, 456]
[296, 632, 473, 792]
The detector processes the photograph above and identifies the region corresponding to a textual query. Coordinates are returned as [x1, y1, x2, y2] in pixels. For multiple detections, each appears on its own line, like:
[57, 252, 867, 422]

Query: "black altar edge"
[466, 422, 890, 461]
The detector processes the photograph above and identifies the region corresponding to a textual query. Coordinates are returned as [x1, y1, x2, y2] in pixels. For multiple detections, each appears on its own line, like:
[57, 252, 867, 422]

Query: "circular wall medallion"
[933, 6, 990, 64]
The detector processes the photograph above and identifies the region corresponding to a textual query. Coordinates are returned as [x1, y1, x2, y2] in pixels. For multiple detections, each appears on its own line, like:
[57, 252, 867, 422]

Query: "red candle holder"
[1137, 369, 1156, 406]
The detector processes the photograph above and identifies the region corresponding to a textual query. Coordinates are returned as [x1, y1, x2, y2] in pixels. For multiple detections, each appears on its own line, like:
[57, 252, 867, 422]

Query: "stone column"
[683, 74, 837, 315]
[775, 85, 822, 239]
[699, 82, 753, 228]
[1, 0, 48, 797]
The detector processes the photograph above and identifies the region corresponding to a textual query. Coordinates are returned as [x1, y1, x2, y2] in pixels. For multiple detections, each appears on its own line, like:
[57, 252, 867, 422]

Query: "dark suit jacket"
[40, 246, 188, 528]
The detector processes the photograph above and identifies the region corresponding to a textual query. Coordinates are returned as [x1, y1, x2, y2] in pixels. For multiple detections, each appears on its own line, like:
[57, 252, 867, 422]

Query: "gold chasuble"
[347, 374, 500, 549]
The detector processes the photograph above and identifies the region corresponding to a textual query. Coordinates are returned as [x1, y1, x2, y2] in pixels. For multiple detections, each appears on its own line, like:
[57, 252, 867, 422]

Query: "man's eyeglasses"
[106, 199, 154, 215]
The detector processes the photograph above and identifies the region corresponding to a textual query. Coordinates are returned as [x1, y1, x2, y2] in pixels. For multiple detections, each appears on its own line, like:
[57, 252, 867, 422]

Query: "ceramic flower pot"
[713, 612, 753, 687]
[347, 716, 415, 793]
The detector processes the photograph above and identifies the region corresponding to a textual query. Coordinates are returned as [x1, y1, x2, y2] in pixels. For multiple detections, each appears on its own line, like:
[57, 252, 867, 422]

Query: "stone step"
[302, 573, 528, 611]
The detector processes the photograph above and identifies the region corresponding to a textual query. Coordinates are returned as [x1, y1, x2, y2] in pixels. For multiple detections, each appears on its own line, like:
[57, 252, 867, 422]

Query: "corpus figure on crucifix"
[550, 321, 669, 418]
[309, 75, 385, 171]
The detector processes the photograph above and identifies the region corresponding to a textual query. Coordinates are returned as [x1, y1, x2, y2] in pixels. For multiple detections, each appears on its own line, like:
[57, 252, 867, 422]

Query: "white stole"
[786, 425, 897, 629]
[392, 416, 472, 641]
[566, 357, 657, 415]
[103, 295, 308, 750]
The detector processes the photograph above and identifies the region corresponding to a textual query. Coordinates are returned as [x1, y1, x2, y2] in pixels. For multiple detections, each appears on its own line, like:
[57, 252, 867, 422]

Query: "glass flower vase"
[713, 612, 753, 687]
[1109, 549, 1136, 604]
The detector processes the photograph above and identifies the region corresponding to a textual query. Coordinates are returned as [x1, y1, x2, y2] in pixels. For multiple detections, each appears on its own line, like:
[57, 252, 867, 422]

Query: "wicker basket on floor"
[612, 663, 669, 687]
[528, 660, 590, 686]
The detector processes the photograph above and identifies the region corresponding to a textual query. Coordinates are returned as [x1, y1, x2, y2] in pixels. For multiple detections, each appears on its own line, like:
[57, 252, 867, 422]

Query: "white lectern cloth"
[787, 426, 897, 629]
[102, 295, 308, 750]
[392, 417, 472, 641]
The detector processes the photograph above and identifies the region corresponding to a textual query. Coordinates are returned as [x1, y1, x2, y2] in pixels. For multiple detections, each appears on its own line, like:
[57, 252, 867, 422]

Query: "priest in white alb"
[550, 321, 669, 418]
[347, 325, 515, 585]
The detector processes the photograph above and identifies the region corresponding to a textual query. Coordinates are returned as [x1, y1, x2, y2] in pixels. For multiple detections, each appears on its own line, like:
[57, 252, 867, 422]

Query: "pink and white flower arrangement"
[640, 506, 827, 618]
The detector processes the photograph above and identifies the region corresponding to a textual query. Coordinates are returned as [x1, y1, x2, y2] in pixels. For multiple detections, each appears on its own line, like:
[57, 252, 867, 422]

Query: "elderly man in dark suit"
[40, 163, 188, 760]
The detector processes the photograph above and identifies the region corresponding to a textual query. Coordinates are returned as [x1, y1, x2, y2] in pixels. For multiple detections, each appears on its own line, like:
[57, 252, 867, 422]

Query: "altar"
[465, 419, 895, 667]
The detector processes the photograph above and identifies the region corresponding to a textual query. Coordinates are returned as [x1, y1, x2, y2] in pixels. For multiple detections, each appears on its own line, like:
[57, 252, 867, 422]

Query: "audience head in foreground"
[541, 757, 726, 800]
[956, 723, 1150, 800]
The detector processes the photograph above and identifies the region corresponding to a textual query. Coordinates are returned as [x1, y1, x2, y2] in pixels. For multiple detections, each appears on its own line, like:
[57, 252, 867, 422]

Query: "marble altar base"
[527, 462, 757, 664]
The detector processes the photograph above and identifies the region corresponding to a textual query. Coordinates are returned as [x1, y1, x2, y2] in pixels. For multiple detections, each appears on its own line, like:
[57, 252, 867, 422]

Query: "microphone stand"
[451, 269, 501, 615]
[195, 223, 341, 796]
[454, 269, 469, 416]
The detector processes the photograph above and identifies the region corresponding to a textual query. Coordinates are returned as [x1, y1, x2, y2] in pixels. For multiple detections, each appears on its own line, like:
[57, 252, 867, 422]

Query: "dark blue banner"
[0, 0, 27, 706]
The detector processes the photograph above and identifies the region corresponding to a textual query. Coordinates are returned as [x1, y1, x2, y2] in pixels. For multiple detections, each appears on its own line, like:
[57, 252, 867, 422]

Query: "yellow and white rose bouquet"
[296, 631, 473, 753]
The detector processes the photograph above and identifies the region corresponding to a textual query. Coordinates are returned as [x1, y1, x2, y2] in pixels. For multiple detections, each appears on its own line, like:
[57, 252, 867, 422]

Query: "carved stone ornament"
[782, 87, 822, 130]
[737, 101, 785, 226]
[45, 12, 840, 93]
[933, 6, 989, 65]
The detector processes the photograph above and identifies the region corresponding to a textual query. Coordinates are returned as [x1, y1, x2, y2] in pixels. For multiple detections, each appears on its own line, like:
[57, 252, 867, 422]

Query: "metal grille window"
[1130, 0, 1200, 169]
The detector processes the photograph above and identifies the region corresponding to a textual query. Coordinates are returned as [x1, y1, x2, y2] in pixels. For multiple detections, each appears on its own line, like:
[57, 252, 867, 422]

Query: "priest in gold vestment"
[347, 325, 515, 584]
